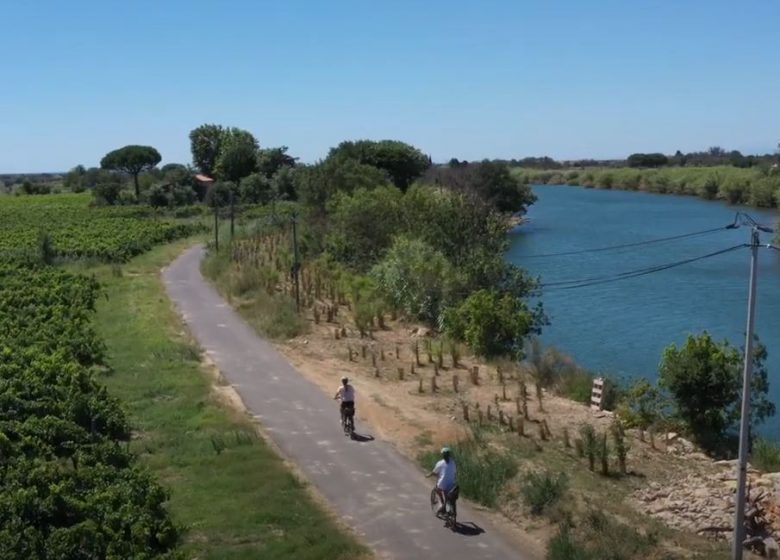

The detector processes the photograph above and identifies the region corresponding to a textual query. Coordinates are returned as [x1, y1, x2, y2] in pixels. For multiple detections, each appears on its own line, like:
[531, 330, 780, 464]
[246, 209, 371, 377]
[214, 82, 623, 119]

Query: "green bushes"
[0, 265, 178, 558]
[370, 236, 459, 324]
[521, 471, 568, 515]
[443, 289, 537, 359]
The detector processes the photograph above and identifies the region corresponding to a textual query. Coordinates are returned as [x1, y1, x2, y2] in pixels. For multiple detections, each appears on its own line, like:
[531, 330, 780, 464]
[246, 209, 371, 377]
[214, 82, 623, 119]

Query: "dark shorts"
[340, 401, 355, 416]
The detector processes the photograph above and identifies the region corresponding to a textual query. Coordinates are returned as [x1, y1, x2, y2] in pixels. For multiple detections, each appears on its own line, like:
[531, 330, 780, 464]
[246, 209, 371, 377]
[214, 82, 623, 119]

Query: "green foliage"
[93, 181, 122, 205]
[189, 123, 225, 177]
[617, 378, 667, 429]
[518, 165, 780, 209]
[418, 430, 517, 508]
[100, 145, 162, 198]
[370, 236, 458, 324]
[215, 128, 259, 183]
[295, 158, 391, 212]
[325, 186, 403, 267]
[547, 511, 659, 560]
[443, 289, 537, 359]
[0, 193, 204, 262]
[428, 160, 537, 213]
[659, 332, 775, 452]
[520, 471, 568, 515]
[257, 146, 297, 178]
[627, 153, 669, 167]
[239, 172, 272, 203]
[752, 438, 780, 472]
[0, 265, 177, 558]
[327, 139, 430, 190]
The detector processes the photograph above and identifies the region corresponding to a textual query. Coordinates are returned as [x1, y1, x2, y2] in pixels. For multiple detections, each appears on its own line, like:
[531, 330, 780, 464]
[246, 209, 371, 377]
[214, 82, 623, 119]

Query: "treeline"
[504, 145, 779, 170]
[515, 165, 780, 208]
[206, 129, 543, 361]
[0, 265, 177, 558]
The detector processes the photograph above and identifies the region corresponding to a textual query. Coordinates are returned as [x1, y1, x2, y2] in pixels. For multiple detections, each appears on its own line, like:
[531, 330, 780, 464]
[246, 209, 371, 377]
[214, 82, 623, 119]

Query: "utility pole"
[291, 212, 301, 312]
[732, 223, 764, 560]
[229, 189, 235, 240]
[213, 204, 219, 252]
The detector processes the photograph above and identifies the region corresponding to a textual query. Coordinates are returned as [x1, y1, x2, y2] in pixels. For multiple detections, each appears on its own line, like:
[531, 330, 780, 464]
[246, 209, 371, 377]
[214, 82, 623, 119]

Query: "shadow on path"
[452, 522, 486, 537]
[350, 432, 375, 443]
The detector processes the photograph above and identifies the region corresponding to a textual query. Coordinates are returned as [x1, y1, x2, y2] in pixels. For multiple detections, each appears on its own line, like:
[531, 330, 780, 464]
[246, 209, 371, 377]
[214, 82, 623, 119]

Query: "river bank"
[512, 166, 780, 213]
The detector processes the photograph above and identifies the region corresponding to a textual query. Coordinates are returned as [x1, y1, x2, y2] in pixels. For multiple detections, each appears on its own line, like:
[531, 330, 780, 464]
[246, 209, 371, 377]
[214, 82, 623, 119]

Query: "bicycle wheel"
[430, 488, 440, 514]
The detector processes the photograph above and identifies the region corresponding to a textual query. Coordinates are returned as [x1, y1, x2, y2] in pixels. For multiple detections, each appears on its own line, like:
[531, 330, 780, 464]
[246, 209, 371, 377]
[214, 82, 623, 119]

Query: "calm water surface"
[507, 185, 780, 437]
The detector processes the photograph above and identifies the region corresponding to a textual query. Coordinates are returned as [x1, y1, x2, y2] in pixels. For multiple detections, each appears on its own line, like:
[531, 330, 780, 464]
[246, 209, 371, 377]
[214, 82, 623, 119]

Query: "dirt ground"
[260, 302, 739, 558]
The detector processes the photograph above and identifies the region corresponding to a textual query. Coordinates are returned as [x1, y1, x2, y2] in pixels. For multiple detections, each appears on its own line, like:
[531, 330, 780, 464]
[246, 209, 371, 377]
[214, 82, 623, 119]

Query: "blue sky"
[1, 0, 778, 172]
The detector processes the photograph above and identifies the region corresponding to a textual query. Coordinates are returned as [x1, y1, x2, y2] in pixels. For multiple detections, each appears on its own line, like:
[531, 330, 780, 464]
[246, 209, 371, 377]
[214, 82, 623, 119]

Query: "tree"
[442, 289, 538, 359]
[100, 145, 161, 198]
[189, 124, 225, 177]
[370, 236, 460, 325]
[326, 140, 430, 190]
[325, 186, 403, 268]
[214, 128, 259, 184]
[295, 159, 390, 212]
[469, 160, 537, 214]
[257, 146, 297, 178]
[627, 153, 669, 168]
[659, 332, 774, 452]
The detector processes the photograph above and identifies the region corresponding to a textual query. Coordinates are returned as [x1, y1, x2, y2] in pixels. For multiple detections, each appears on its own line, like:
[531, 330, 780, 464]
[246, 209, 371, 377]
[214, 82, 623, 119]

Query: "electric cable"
[517, 214, 740, 259]
[540, 243, 747, 291]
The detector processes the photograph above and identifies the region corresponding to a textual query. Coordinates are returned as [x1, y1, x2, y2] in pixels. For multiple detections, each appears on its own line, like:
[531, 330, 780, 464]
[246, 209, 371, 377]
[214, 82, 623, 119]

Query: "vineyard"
[0, 195, 206, 558]
[0, 264, 177, 557]
[0, 193, 205, 262]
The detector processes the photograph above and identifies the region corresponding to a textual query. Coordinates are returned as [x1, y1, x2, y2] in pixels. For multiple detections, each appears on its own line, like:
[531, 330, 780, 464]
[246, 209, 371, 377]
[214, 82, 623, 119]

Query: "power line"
[540, 243, 747, 291]
[517, 223, 737, 259]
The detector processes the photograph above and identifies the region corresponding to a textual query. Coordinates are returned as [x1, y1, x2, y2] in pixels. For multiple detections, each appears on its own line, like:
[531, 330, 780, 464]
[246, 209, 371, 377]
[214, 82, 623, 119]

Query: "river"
[507, 185, 780, 438]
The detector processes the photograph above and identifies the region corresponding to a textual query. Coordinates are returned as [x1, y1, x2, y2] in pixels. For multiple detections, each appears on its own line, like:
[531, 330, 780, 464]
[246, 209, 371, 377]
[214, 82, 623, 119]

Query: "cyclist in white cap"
[426, 447, 457, 514]
[334, 376, 355, 430]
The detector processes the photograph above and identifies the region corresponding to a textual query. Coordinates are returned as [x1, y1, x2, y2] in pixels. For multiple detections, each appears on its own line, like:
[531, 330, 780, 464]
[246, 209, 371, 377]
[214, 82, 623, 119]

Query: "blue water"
[507, 185, 780, 437]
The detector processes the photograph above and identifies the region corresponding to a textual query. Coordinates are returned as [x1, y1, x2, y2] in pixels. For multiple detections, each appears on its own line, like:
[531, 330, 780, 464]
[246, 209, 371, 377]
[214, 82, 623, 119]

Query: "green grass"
[201, 247, 307, 340]
[751, 438, 780, 472]
[80, 239, 367, 560]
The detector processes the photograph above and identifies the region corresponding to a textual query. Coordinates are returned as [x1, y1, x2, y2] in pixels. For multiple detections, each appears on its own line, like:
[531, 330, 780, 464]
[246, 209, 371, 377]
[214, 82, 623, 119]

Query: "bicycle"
[340, 403, 355, 437]
[430, 485, 458, 529]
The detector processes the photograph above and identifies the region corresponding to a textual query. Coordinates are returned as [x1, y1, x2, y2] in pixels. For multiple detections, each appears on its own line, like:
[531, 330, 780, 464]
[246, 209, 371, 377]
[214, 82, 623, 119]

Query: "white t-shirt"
[433, 458, 456, 491]
[336, 384, 355, 403]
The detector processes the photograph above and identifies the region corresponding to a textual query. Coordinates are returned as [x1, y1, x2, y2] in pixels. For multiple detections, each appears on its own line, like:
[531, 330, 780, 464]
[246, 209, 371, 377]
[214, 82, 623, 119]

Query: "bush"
[370, 236, 459, 324]
[94, 182, 122, 205]
[546, 524, 592, 560]
[520, 471, 568, 515]
[443, 289, 537, 359]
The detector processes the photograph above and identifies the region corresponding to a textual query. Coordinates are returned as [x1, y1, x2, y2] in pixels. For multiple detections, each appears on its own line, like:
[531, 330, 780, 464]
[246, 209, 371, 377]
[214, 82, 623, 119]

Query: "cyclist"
[333, 376, 355, 431]
[426, 447, 457, 514]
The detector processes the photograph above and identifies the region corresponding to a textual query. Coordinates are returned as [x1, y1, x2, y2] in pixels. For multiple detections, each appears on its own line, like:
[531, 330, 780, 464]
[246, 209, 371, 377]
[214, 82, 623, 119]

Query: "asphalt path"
[162, 245, 529, 560]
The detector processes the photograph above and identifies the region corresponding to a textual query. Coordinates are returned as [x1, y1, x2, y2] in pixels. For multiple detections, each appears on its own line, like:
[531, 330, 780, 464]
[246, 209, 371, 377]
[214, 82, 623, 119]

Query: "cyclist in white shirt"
[426, 447, 456, 514]
[333, 376, 355, 425]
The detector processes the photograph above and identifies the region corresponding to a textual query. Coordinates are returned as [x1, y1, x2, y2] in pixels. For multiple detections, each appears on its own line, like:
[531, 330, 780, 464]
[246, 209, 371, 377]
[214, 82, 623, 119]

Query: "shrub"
[443, 289, 537, 359]
[546, 524, 592, 560]
[520, 471, 568, 515]
[94, 182, 122, 205]
[370, 235, 458, 325]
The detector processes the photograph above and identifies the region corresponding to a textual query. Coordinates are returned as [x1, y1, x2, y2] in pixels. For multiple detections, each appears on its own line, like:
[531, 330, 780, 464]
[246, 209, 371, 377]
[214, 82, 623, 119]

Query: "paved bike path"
[163, 245, 529, 560]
